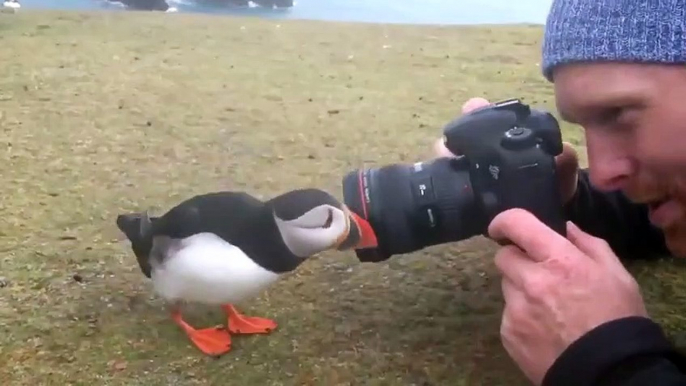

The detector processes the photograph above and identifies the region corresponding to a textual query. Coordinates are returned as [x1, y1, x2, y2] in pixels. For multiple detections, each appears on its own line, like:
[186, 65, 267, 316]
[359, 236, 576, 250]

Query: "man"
[433, 0, 686, 385]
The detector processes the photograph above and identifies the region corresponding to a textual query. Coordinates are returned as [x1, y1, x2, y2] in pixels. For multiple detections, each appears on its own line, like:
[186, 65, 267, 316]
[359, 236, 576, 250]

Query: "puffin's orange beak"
[348, 211, 378, 249]
[334, 207, 378, 251]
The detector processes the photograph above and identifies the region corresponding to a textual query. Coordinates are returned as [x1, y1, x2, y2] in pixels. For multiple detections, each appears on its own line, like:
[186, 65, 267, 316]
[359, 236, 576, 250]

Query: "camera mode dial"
[501, 126, 537, 151]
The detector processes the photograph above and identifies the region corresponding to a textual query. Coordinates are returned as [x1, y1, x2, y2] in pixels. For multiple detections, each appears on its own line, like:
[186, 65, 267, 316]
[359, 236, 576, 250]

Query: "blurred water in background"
[16, 0, 553, 25]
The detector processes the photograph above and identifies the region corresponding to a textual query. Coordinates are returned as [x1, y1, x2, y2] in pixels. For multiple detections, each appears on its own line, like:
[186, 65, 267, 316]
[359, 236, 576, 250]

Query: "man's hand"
[489, 209, 650, 385]
[432, 97, 581, 204]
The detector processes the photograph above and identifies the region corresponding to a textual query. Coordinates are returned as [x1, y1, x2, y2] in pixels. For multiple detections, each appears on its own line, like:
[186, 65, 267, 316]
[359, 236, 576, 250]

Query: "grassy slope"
[1, 9, 685, 386]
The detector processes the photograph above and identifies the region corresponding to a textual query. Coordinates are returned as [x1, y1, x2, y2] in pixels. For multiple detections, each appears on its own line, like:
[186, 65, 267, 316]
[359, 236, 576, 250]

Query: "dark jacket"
[542, 169, 686, 386]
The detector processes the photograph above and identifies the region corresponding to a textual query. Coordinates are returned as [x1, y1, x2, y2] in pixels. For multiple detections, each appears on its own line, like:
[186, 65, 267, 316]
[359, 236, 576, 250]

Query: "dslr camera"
[341, 99, 567, 262]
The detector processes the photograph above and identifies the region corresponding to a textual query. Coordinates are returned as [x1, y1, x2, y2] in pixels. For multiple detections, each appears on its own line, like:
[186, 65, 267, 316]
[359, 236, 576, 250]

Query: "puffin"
[115, 188, 377, 357]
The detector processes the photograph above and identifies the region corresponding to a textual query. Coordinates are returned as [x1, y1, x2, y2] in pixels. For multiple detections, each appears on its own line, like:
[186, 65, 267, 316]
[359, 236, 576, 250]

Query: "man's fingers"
[566, 221, 619, 265]
[433, 138, 457, 158]
[494, 244, 541, 290]
[499, 274, 529, 358]
[555, 142, 580, 203]
[432, 97, 491, 159]
[488, 208, 572, 263]
[461, 97, 491, 114]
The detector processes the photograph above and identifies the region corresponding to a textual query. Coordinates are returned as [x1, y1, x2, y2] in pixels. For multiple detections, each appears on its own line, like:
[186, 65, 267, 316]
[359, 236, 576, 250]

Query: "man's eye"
[598, 107, 624, 126]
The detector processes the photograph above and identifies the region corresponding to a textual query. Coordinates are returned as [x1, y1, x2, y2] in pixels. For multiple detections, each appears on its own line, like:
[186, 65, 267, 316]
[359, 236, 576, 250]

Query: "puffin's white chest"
[150, 233, 280, 305]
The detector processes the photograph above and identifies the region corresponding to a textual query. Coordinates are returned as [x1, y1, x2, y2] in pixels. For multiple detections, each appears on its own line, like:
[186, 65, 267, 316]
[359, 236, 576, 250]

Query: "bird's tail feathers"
[116, 210, 159, 278]
[139, 211, 153, 239]
[116, 210, 156, 255]
[117, 210, 149, 236]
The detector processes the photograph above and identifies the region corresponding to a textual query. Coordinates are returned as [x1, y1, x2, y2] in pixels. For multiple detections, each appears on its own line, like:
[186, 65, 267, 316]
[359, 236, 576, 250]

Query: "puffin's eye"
[323, 208, 333, 228]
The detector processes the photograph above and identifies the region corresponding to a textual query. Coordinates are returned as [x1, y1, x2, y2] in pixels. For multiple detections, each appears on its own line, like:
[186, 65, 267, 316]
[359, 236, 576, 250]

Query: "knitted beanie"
[541, 0, 686, 82]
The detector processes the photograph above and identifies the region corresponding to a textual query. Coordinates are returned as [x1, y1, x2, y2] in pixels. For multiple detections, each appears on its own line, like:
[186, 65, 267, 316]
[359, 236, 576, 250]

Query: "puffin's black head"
[266, 188, 377, 258]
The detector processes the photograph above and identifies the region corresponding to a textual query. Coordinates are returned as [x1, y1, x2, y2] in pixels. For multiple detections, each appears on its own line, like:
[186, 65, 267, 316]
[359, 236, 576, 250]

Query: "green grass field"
[2, 9, 686, 386]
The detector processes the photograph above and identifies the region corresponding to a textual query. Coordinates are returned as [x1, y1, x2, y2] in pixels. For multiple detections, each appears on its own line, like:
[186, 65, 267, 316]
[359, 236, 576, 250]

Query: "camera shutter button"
[502, 126, 536, 150]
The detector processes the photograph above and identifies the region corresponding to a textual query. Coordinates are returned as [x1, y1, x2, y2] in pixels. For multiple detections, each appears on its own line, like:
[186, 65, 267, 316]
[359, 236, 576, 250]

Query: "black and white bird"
[116, 188, 377, 356]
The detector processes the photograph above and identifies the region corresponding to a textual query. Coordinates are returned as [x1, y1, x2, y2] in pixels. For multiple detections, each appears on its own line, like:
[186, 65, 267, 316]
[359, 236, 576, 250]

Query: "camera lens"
[341, 156, 484, 262]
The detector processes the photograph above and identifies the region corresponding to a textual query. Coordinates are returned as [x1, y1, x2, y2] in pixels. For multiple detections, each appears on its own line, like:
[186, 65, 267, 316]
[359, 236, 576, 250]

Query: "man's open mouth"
[646, 196, 681, 228]
[647, 197, 669, 211]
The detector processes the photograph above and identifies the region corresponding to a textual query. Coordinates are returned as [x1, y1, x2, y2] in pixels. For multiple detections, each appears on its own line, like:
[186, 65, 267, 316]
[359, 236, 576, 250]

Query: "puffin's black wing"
[151, 190, 306, 273]
[116, 191, 264, 278]
[152, 191, 267, 241]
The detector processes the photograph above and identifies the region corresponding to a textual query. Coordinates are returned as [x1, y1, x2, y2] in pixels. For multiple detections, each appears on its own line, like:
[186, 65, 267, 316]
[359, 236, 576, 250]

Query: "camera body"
[341, 99, 567, 262]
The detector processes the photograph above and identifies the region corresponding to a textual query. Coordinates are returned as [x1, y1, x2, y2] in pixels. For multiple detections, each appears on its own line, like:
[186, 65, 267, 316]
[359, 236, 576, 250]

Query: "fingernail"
[566, 221, 580, 233]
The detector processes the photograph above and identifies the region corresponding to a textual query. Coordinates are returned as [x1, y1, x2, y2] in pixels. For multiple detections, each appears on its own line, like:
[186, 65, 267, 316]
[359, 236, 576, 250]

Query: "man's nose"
[585, 129, 636, 191]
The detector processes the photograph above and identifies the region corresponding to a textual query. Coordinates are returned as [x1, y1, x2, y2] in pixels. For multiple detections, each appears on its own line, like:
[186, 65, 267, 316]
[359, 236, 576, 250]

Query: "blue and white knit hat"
[541, 0, 686, 81]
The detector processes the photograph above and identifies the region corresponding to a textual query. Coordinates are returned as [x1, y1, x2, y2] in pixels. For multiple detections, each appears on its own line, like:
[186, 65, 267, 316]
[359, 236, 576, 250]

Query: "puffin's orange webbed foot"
[172, 310, 232, 356]
[222, 304, 278, 335]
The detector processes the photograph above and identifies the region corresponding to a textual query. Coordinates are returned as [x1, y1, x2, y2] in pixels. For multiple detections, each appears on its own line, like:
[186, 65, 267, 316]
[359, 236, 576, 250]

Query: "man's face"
[553, 63, 686, 257]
